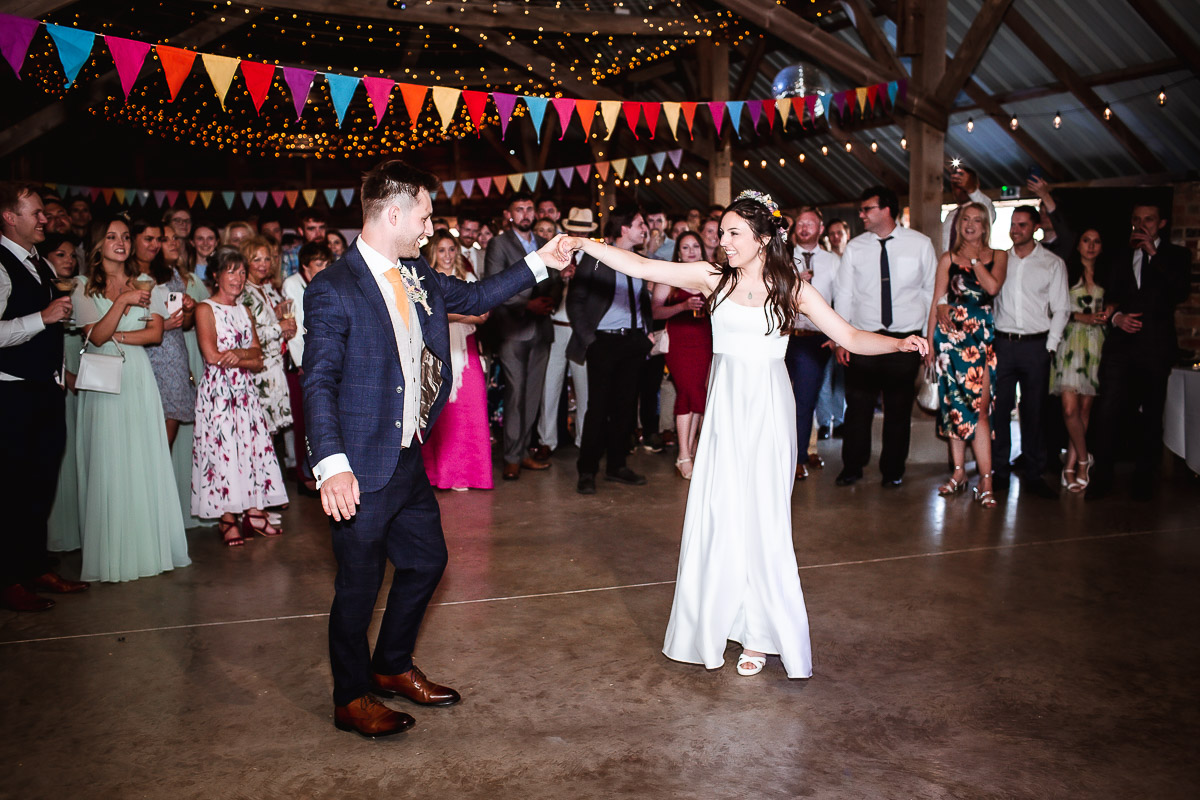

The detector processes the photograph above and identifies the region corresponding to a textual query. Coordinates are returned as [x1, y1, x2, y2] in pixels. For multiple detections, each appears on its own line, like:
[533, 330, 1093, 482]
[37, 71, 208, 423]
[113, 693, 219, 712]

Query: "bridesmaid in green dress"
[1050, 229, 1108, 492]
[44, 233, 83, 552]
[927, 203, 1008, 507]
[73, 217, 190, 583]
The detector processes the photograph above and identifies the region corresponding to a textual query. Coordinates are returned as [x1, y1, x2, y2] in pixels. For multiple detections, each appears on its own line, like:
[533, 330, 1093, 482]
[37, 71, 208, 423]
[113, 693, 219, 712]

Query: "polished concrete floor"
[3, 416, 1199, 799]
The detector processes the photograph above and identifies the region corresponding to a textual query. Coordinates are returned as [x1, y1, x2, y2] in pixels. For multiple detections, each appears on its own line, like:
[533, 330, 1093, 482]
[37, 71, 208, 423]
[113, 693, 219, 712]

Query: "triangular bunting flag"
[301, 189, 317, 207]
[0, 14, 40, 78]
[630, 155, 648, 175]
[322, 189, 338, 207]
[762, 98, 776, 132]
[575, 99, 598, 139]
[362, 76, 395, 128]
[492, 92, 517, 138]
[661, 102, 681, 140]
[324, 73, 360, 127]
[114, 189, 126, 204]
[600, 100, 622, 140]
[220, 191, 234, 208]
[240, 60, 275, 114]
[522, 96, 549, 144]
[478, 176, 492, 197]
[399, 83, 429, 129]
[101, 188, 114, 204]
[153, 190, 166, 206]
[680, 102, 698, 139]
[642, 102, 661, 140]
[442, 181, 456, 199]
[596, 161, 610, 182]
[611, 158, 627, 179]
[522, 171, 538, 191]
[558, 166, 574, 187]
[45, 24, 95, 88]
[777, 98, 791, 131]
[88, 187, 101, 202]
[240, 191, 254, 208]
[460, 178, 475, 198]
[726, 100, 744, 139]
[650, 152, 666, 172]
[104, 36, 151, 100]
[866, 84, 880, 109]
[551, 97, 576, 140]
[202, 54, 240, 110]
[707, 101, 726, 136]
[887, 80, 899, 106]
[254, 191, 268, 208]
[340, 188, 355, 206]
[284, 190, 298, 208]
[199, 191, 212, 208]
[282, 66, 315, 119]
[819, 93, 832, 120]
[746, 100, 762, 131]
[185, 190, 198, 206]
[667, 149, 682, 168]
[540, 169, 556, 189]
[461, 89, 488, 134]
[165, 190, 178, 206]
[575, 164, 590, 183]
[856, 86, 868, 114]
[622, 101, 641, 139]
[156, 45, 196, 102]
[270, 190, 286, 207]
[495, 174, 509, 194]
[836, 90, 850, 117]
[432, 86, 461, 134]
[804, 95, 816, 127]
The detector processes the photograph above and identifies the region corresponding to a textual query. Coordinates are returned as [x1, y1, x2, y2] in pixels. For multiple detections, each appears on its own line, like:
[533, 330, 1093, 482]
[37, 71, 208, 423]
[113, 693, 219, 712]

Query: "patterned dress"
[1051, 282, 1105, 396]
[191, 299, 288, 519]
[240, 281, 292, 433]
[934, 259, 997, 441]
[145, 269, 196, 422]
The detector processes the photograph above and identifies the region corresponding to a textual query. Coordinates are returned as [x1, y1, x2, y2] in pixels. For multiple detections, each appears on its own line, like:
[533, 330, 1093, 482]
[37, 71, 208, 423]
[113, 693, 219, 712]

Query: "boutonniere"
[398, 264, 432, 315]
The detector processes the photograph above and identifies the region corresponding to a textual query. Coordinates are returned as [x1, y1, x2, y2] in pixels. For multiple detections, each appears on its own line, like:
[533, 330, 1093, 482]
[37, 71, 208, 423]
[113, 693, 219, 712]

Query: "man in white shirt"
[456, 215, 483, 275]
[0, 181, 88, 612]
[784, 206, 839, 480]
[991, 205, 1071, 497]
[833, 186, 937, 487]
[942, 166, 996, 253]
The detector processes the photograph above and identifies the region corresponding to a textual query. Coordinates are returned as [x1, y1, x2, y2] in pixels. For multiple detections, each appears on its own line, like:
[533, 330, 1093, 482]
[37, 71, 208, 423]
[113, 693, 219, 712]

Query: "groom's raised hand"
[536, 234, 571, 270]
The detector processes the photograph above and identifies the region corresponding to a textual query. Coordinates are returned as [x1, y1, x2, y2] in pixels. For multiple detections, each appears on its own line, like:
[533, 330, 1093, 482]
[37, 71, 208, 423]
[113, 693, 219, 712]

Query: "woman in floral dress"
[239, 236, 296, 434]
[928, 203, 1008, 507]
[192, 247, 288, 546]
[1050, 229, 1108, 492]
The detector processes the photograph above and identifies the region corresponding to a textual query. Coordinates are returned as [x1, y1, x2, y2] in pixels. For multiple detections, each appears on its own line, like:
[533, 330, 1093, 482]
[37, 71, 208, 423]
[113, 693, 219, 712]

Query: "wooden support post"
[905, 0, 947, 251]
[707, 42, 732, 208]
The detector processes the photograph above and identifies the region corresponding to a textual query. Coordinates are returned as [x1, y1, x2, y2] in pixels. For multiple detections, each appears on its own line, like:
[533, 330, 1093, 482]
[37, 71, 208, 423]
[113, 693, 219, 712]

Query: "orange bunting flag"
[595, 161, 610, 182]
[155, 45, 196, 102]
[398, 83, 428, 129]
[679, 102, 698, 139]
[574, 99, 598, 139]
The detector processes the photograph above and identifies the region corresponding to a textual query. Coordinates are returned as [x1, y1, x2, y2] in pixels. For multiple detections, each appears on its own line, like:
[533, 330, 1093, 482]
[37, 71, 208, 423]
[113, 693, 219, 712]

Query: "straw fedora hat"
[562, 207, 598, 233]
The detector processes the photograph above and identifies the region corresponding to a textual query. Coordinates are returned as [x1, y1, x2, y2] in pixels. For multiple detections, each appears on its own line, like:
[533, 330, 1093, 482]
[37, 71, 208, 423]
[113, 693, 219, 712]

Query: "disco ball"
[772, 64, 832, 101]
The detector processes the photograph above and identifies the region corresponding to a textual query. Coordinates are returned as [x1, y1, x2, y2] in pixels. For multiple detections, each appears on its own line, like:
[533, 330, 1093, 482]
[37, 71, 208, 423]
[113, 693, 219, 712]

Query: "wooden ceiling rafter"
[933, 0, 1015, 109]
[1123, 0, 1200, 77]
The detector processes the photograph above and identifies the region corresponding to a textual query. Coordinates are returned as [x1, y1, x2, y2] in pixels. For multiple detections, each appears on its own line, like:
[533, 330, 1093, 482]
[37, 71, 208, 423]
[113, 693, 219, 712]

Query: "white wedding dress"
[662, 294, 813, 678]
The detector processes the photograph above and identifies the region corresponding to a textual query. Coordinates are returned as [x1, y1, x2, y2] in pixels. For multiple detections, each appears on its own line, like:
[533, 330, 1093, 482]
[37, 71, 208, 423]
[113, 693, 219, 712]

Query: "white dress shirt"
[993, 242, 1071, 352]
[281, 272, 308, 367]
[941, 188, 997, 252]
[792, 245, 839, 332]
[1131, 237, 1159, 289]
[313, 236, 550, 487]
[460, 243, 482, 275]
[834, 225, 937, 334]
[0, 235, 49, 381]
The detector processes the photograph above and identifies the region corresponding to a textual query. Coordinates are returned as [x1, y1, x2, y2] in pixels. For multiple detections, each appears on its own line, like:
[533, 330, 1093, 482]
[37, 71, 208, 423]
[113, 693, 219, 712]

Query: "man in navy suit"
[302, 160, 565, 737]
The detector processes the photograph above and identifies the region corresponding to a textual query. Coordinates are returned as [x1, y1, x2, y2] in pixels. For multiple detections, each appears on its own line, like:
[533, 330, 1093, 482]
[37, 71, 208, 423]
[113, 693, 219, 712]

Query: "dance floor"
[2, 417, 1198, 799]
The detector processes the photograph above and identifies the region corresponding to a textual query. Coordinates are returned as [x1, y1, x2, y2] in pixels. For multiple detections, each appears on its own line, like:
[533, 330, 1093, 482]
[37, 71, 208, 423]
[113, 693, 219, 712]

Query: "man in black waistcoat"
[0, 182, 88, 611]
[1087, 200, 1192, 501]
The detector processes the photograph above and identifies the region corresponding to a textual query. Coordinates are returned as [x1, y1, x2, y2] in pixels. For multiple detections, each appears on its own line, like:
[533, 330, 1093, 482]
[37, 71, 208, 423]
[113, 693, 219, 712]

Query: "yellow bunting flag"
[199, 191, 213, 208]
[611, 158, 627, 179]
[660, 102, 682, 140]
[302, 189, 317, 207]
[201, 54, 241, 110]
[114, 188, 126, 204]
[600, 100, 622, 141]
[776, 98, 792, 131]
[431, 87, 461, 134]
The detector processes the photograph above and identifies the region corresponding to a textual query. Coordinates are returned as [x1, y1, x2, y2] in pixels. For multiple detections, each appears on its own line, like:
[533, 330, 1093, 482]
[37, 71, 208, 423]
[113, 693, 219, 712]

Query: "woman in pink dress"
[420, 231, 493, 491]
[192, 246, 288, 545]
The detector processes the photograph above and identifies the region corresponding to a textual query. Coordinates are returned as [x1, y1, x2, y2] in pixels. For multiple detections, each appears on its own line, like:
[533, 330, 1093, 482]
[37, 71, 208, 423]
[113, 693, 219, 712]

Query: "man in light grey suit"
[485, 191, 564, 480]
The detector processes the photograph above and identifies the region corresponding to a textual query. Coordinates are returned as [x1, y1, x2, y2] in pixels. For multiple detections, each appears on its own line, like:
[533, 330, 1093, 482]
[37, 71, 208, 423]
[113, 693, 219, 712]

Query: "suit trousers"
[1089, 348, 1170, 486]
[538, 323, 586, 450]
[0, 381, 65, 586]
[991, 337, 1051, 481]
[578, 331, 649, 475]
[785, 334, 831, 466]
[841, 348, 922, 481]
[816, 358, 846, 428]
[497, 335, 550, 464]
[328, 445, 447, 706]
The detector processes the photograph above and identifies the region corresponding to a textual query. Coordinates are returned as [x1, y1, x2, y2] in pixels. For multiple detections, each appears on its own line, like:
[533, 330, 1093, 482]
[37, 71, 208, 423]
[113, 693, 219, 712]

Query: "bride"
[560, 191, 927, 678]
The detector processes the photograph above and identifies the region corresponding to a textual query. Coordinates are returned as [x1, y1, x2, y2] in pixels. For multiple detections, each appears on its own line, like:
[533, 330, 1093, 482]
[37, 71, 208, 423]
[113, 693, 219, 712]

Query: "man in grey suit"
[485, 191, 563, 480]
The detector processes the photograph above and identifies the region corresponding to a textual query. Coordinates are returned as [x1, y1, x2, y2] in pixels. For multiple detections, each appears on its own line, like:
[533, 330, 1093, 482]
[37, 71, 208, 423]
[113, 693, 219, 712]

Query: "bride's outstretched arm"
[798, 282, 929, 358]
[558, 236, 714, 294]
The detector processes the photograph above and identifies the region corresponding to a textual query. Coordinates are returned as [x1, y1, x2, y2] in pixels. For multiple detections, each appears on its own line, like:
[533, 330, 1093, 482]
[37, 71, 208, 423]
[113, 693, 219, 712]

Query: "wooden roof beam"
[933, 0, 1015, 108]
[838, 0, 908, 79]
[1124, 0, 1200, 78]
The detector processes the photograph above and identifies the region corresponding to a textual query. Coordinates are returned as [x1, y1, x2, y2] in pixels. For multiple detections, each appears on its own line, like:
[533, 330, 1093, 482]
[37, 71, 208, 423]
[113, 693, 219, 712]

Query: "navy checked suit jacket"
[302, 237, 537, 493]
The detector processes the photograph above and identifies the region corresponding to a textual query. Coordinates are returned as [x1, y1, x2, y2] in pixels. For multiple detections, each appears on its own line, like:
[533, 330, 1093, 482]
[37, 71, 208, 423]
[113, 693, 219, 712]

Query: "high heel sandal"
[1069, 455, 1093, 493]
[242, 510, 283, 537]
[938, 469, 968, 497]
[218, 517, 246, 547]
[1061, 465, 1076, 488]
[974, 472, 997, 508]
[736, 652, 766, 676]
[675, 457, 693, 480]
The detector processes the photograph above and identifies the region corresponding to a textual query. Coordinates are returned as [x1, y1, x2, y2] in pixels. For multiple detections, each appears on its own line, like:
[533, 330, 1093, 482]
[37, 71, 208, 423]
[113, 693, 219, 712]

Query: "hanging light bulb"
[900, 137, 907, 150]
[1054, 111, 1062, 129]
[821, 145, 829, 156]
[1009, 115, 1019, 130]
[870, 140, 878, 153]
[798, 153, 806, 163]
[844, 141, 852, 152]
[966, 116, 974, 133]
[1103, 104, 1112, 120]
[1157, 86, 1166, 106]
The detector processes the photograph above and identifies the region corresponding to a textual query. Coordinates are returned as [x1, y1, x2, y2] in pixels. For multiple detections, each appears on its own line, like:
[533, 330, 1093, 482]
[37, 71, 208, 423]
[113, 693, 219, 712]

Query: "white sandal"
[736, 653, 766, 676]
[675, 457, 693, 480]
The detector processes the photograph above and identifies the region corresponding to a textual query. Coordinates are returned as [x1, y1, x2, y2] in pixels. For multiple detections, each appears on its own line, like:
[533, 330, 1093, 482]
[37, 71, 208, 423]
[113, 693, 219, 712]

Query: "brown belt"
[552, 320, 571, 327]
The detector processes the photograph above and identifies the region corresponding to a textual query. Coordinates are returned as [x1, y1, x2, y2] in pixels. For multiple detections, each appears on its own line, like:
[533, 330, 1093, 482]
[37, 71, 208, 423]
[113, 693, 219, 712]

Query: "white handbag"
[75, 328, 125, 394]
[915, 363, 938, 413]
[649, 328, 670, 356]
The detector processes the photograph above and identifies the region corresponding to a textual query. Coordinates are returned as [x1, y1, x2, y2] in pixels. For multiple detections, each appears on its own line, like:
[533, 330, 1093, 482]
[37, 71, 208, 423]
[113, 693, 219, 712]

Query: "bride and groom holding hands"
[303, 159, 927, 738]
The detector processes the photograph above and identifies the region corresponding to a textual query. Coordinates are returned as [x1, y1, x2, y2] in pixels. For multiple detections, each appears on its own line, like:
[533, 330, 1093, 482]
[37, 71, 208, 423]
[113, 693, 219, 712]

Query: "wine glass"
[53, 276, 77, 328]
[276, 299, 294, 321]
[134, 273, 157, 322]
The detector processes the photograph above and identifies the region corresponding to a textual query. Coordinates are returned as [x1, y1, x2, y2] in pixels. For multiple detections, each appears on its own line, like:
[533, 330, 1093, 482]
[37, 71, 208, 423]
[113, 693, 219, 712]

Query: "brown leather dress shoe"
[2, 584, 55, 612]
[807, 453, 824, 469]
[334, 695, 415, 738]
[502, 462, 520, 480]
[519, 456, 550, 471]
[372, 665, 461, 706]
[796, 463, 809, 481]
[29, 571, 90, 594]
[532, 444, 551, 461]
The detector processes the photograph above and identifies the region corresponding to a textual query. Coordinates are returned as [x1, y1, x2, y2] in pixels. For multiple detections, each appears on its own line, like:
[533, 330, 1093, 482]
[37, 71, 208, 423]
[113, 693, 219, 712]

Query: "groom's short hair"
[361, 160, 439, 221]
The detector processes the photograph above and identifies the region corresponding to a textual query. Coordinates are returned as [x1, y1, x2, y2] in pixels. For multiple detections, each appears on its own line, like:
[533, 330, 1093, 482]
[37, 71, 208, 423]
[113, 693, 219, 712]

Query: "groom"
[303, 159, 565, 737]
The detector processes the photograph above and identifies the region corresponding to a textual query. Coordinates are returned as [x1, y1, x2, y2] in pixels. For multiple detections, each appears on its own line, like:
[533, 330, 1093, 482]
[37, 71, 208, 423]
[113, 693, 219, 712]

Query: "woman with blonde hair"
[239, 235, 295, 439]
[927, 201, 1008, 507]
[221, 220, 255, 248]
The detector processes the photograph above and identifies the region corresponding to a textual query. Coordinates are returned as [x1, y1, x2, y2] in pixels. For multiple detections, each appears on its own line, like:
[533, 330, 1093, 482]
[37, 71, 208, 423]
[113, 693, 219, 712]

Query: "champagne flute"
[135, 273, 157, 322]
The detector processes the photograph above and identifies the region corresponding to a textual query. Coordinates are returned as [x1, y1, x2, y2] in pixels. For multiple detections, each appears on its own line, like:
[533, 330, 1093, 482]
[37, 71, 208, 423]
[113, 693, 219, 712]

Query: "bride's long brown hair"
[707, 196, 804, 334]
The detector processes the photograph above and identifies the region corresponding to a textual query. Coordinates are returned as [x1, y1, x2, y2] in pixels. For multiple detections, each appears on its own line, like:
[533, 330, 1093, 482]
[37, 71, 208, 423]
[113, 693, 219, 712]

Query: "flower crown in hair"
[736, 190, 787, 238]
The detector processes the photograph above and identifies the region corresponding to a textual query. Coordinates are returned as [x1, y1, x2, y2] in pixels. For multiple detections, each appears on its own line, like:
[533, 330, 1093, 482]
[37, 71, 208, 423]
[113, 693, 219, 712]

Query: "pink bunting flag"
[642, 102, 661, 140]
[282, 67, 315, 120]
[164, 190, 178, 206]
[477, 176, 492, 197]
[362, 76, 395, 128]
[104, 36, 151, 100]
[804, 95, 817, 127]
[551, 98, 576, 140]
[595, 161, 610, 182]
[492, 92, 518, 139]
[0, 14, 40, 78]
[707, 101, 726, 136]
[575, 164, 590, 183]
[270, 190, 286, 207]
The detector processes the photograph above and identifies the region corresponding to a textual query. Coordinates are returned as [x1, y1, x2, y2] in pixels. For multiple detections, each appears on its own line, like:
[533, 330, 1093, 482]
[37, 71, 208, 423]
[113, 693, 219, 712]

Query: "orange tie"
[383, 268, 411, 330]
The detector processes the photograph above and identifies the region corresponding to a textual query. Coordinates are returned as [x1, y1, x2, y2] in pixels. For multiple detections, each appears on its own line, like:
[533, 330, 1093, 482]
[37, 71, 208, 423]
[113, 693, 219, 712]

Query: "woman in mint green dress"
[73, 217, 190, 582]
[44, 233, 83, 552]
[1050, 229, 1108, 493]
